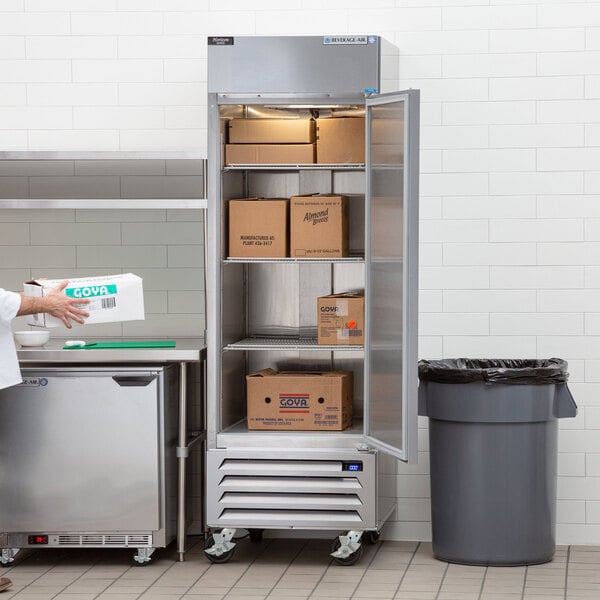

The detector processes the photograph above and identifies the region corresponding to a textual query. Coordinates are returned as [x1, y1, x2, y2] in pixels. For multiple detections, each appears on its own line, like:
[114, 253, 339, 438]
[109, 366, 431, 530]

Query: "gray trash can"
[418, 358, 577, 566]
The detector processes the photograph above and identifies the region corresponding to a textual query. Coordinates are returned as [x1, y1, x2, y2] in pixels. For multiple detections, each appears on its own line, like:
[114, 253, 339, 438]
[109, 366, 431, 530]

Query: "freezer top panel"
[208, 35, 391, 94]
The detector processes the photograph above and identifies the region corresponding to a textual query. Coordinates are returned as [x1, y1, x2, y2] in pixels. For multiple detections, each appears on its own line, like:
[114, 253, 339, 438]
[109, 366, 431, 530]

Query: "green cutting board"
[63, 340, 176, 349]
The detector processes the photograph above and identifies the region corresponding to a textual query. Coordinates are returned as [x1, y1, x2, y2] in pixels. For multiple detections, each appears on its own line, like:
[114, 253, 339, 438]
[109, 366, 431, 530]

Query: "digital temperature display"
[342, 461, 363, 472]
[28, 535, 48, 545]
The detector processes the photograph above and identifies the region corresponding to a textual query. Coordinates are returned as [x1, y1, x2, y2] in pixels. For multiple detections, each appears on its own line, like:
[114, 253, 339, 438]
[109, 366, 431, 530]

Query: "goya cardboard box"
[290, 194, 348, 258]
[246, 369, 353, 431]
[24, 273, 145, 328]
[316, 117, 365, 164]
[228, 118, 315, 144]
[225, 143, 315, 165]
[229, 197, 288, 257]
[317, 292, 364, 346]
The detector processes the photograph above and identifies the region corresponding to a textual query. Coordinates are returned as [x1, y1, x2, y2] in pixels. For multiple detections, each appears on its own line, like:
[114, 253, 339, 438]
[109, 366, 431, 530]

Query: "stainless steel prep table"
[16, 337, 206, 562]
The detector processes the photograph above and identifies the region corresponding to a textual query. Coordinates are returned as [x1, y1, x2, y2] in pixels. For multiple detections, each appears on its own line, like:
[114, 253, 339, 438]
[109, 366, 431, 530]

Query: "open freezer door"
[364, 90, 419, 462]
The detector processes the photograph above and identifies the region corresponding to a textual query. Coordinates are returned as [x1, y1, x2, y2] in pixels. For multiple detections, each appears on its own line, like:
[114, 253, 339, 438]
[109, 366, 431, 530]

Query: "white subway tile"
[588, 501, 600, 524]
[420, 290, 443, 313]
[491, 313, 583, 336]
[0, 223, 30, 245]
[76, 245, 167, 268]
[26, 36, 117, 59]
[27, 83, 118, 106]
[585, 75, 600, 99]
[587, 407, 600, 429]
[0, 107, 72, 130]
[539, 290, 600, 313]
[0, 269, 31, 292]
[396, 475, 430, 498]
[164, 58, 207, 83]
[443, 290, 536, 313]
[420, 243, 442, 266]
[351, 7, 441, 32]
[538, 51, 600, 77]
[399, 55, 442, 79]
[587, 28, 600, 51]
[165, 106, 207, 129]
[420, 219, 488, 243]
[557, 500, 586, 524]
[443, 196, 535, 219]
[123, 313, 204, 338]
[586, 266, 600, 288]
[586, 171, 600, 194]
[557, 523, 600, 545]
[167, 245, 204, 268]
[568, 383, 600, 407]
[568, 360, 585, 383]
[586, 219, 600, 241]
[0, 37, 25, 59]
[539, 242, 600, 266]
[586, 436, 600, 455]
[490, 172, 583, 195]
[0, 12, 70, 35]
[443, 149, 535, 173]
[26, 0, 117, 10]
[442, 101, 535, 125]
[257, 10, 344, 35]
[491, 124, 583, 148]
[168, 290, 204, 314]
[490, 266, 584, 290]
[444, 53, 536, 78]
[422, 125, 488, 150]
[0, 59, 71, 83]
[490, 76, 584, 101]
[420, 266, 489, 290]
[0, 1, 23, 9]
[0, 84, 26, 105]
[420, 197, 442, 220]
[420, 312, 489, 336]
[418, 336, 443, 359]
[559, 454, 586, 478]
[0, 245, 76, 269]
[143, 291, 167, 314]
[74, 106, 164, 130]
[538, 99, 600, 124]
[538, 337, 600, 361]
[539, 3, 600, 28]
[0, 132, 27, 151]
[29, 176, 120, 199]
[122, 222, 201, 245]
[394, 498, 431, 522]
[538, 195, 600, 218]
[391, 31, 488, 55]
[585, 361, 600, 383]
[75, 209, 164, 222]
[122, 175, 203, 199]
[588, 454, 600, 476]
[443, 335, 537, 358]
[443, 242, 536, 266]
[490, 218, 583, 242]
[0, 209, 74, 222]
[31, 125, 119, 149]
[421, 102, 442, 126]
[166, 208, 203, 222]
[0, 177, 28, 198]
[30, 222, 121, 245]
[421, 173, 488, 196]
[407, 78, 488, 103]
[585, 314, 600, 336]
[420, 150, 441, 174]
[165, 11, 257, 36]
[558, 476, 585, 500]
[586, 124, 600, 146]
[443, 5, 535, 30]
[73, 59, 163, 83]
[71, 12, 162, 35]
[539, 148, 600, 173]
[490, 29, 584, 53]
[118, 82, 205, 106]
[125, 267, 203, 291]
[119, 129, 205, 152]
[117, 35, 207, 59]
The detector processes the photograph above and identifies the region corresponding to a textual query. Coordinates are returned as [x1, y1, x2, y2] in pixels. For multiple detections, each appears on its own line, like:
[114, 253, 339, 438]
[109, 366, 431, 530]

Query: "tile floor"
[1, 538, 599, 600]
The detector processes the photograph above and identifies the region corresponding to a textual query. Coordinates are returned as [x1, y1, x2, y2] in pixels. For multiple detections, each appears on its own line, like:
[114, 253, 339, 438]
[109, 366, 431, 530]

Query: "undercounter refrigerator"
[0, 365, 178, 565]
[205, 35, 419, 565]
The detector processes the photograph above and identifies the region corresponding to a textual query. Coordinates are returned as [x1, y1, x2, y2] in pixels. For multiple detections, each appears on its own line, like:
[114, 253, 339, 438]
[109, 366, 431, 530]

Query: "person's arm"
[17, 280, 90, 329]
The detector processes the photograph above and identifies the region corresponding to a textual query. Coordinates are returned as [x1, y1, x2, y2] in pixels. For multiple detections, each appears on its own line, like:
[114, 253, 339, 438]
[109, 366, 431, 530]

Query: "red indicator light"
[28, 535, 48, 545]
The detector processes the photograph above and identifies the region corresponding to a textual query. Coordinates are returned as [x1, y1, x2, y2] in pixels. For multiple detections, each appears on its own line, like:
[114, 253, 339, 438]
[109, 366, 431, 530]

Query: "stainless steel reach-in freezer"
[205, 35, 419, 565]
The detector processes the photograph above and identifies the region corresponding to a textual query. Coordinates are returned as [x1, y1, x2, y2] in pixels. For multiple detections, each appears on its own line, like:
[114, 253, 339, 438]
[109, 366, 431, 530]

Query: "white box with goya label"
[23, 273, 145, 328]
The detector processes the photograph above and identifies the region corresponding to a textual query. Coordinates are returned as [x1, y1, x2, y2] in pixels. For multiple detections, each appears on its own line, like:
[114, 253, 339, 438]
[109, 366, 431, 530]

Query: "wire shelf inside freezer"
[224, 256, 365, 264]
[223, 164, 364, 171]
[224, 337, 364, 352]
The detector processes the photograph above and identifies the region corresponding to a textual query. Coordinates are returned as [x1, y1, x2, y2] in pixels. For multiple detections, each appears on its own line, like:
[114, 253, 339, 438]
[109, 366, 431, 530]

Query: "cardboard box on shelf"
[317, 292, 364, 346]
[228, 118, 316, 144]
[229, 197, 288, 258]
[24, 273, 145, 328]
[246, 369, 353, 431]
[290, 194, 348, 258]
[225, 143, 315, 165]
[316, 117, 365, 164]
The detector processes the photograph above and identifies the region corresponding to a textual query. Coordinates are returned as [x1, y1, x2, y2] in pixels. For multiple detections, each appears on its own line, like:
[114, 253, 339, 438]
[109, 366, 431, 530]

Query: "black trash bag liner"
[418, 358, 569, 385]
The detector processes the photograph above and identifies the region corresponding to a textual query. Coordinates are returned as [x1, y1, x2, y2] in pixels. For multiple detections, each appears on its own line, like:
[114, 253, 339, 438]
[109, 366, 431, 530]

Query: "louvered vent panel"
[208, 454, 376, 529]
[56, 534, 152, 547]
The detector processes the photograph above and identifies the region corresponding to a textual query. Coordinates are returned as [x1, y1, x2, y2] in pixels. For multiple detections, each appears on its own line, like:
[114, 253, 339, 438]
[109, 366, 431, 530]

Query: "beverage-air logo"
[279, 393, 310, 413]
[323, 36, 368, 45]
[66, 284, 117, 298]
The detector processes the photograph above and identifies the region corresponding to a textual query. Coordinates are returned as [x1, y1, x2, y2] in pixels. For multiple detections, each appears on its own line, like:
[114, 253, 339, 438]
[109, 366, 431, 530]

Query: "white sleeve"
[0, 288, 21, 323]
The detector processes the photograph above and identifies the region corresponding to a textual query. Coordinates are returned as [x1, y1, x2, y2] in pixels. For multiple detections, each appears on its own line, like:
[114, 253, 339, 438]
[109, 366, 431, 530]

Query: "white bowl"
[14, 330, 50, 347]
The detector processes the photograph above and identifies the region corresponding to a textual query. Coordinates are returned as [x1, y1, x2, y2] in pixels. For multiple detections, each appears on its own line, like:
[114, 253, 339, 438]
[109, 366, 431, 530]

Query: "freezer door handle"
[112, 375, 157, 387]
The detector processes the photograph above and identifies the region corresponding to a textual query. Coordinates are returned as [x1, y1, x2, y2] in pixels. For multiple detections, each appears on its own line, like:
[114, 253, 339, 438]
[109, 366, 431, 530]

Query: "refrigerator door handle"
[112, 375, 156, 387]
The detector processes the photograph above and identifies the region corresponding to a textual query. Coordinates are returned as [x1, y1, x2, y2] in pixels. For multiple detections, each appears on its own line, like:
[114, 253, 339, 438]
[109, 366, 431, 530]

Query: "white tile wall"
[1, 1, 600, 545]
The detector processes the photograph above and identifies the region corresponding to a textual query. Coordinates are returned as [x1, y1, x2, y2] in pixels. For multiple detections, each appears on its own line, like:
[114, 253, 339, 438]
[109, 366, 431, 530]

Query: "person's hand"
[44, 280, 90, 328]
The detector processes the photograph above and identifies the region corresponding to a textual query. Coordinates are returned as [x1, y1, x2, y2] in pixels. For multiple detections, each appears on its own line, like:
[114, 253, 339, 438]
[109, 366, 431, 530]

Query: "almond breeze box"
[24, 273, 145, 328]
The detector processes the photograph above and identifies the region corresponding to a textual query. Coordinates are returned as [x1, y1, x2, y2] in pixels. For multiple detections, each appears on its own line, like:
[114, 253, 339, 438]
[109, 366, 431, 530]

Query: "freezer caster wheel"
[362, 530, 381, 545]
[204, 529, 237, 564]
[330, 531, 363, 566]
[133, 547, 155, 565]
[249, 529, 263, 543]
[1, 549, 19, 566]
